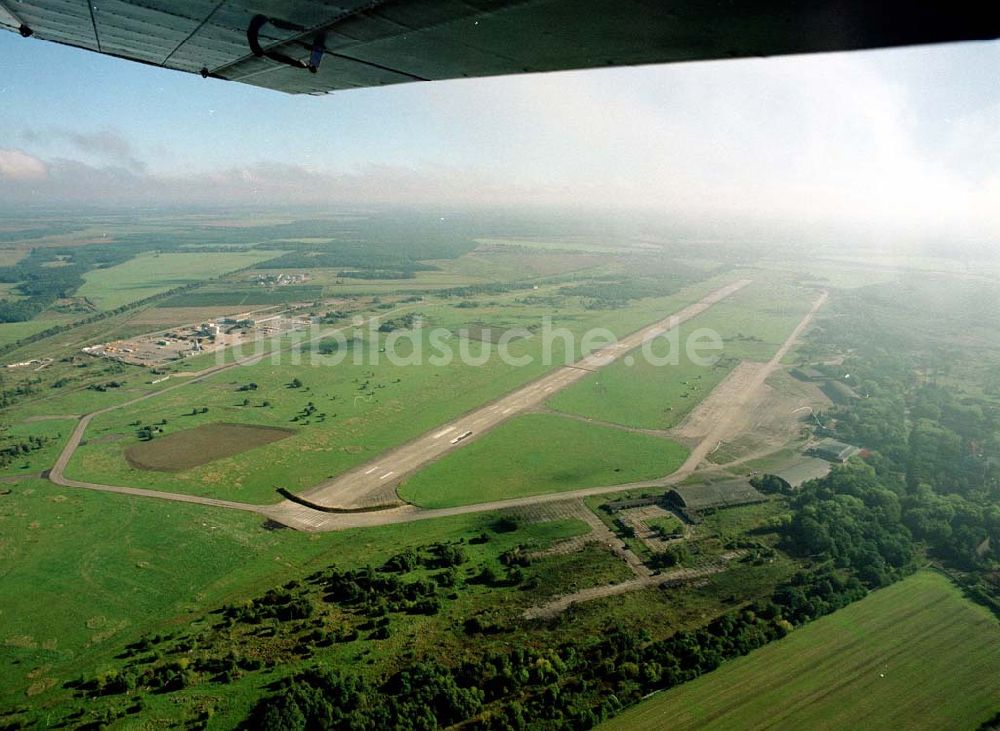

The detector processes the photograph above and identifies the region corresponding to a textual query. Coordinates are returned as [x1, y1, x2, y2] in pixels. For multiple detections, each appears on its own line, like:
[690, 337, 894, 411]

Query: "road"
[46, 307, 415, 505]
[299, 278, 751, 509]
[668, 289, 828, 475]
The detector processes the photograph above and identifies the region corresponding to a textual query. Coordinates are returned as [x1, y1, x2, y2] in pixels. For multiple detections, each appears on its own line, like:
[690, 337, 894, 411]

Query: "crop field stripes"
[601, 571, 1000, 730]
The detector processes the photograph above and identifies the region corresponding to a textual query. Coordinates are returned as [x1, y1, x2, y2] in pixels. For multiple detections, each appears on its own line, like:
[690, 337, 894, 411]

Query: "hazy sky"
[0, 31, 997, 243]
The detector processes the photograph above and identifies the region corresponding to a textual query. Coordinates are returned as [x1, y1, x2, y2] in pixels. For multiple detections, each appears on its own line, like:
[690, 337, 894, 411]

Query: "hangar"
[664, 481, 767, 513]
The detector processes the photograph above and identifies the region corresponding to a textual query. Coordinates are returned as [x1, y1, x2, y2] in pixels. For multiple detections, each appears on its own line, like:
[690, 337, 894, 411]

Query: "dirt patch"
[0, 474, 42, 484]
[26, 678, 57, 697]
[707, 369, 831, 465]
[5, 635, 37, 649]
[124, 422, 295, 472]
[671, 361, 767, 442]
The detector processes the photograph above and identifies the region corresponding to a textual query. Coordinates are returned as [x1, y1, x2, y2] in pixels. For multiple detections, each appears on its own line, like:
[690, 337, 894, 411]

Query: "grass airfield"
[398, 413, 689, 508]
[61, 279, 729, 504]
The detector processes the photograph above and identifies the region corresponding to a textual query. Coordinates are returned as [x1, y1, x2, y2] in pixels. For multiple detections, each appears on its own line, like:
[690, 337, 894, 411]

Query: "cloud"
[0, 155, 522, 209]
[20, 127, 146, 173]
[0, 149, 47, 181]
[2, 42, 997, 245]
[66, 129, 147, 173]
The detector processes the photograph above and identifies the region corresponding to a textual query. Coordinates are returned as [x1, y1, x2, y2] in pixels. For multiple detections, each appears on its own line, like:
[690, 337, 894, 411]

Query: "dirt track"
[45, 308, 413, 510]
[522, 552, 741, 620]
[668, 290, 828, 476]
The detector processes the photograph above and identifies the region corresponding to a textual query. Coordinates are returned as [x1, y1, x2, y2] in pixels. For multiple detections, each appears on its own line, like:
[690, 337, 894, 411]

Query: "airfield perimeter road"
[45, 283, 827, 533]
[45, 306, 418, 508]
[265, 286, 827, 530]
[297, 278, 751, 509]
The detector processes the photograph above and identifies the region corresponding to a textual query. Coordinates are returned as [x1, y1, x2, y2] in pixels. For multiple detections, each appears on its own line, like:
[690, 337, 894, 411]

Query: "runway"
[298, 279, 751, 509]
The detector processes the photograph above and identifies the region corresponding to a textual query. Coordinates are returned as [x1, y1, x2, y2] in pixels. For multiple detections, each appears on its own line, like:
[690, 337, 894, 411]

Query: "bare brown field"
[124, 423, 295, 472]
[670, 359, 831, 467]
[671, 361, 767, 442]
[707, 368, 832, 465]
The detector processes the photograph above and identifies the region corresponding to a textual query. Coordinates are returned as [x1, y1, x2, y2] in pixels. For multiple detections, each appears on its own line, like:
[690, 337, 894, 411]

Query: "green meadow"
[548, 279, 817, 429]
[398, 413, 689, 508]
[0, 477, 597, 712]
[76, 251, 284, 310]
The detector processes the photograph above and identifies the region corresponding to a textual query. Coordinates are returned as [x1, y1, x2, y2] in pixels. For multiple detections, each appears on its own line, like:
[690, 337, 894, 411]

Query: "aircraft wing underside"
[2, 0, 998, 95]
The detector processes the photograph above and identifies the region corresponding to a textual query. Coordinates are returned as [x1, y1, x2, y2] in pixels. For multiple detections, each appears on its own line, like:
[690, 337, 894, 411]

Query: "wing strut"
[0, 0, 33, 36]
[246, 14, 324, 74]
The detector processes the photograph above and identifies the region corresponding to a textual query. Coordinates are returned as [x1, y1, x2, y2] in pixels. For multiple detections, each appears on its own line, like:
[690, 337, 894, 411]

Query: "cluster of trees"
[260, 252, 438, 273]
[798, 280, 998, 604]
[781, 461, 916, 588]
[0, 377, 41, 409]
[87, 380, 124, 392]
[0, 243, 154, 322]
[314, 337, 359, 355]
[244, 567, 865, 730]
[559, 279, 675, 306]
[0, 433, 51, 468]
[378, 313, 420, 332]
[318, 310, 349, 324]
[339, 269, 418, 280]
[0, 250, 93, 322]
[223, 588, 314, 625]
[648, 544, 690, 569]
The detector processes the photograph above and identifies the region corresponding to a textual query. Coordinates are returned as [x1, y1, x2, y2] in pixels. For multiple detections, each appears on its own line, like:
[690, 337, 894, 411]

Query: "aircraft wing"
[2, 1, 998, 95]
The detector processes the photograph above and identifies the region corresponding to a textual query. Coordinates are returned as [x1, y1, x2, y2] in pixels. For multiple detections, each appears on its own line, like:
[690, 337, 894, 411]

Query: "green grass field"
[602, 571, 1000, 731]
[547, 279, 816, 429]
[645, 514, 685, 536]
[398, 413, 688, 508]
[0, 314, 77, 348]
[0, 477, 592, 712]
[76, 251, 284, 310]
[0, 418, 77, 478]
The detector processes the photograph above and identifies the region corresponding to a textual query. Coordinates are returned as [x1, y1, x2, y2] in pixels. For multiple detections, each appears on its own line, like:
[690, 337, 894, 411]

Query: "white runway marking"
[379, 471, 394, 480]
[364, 467, 378, 475]
[433, 426, 456, 439]
[502, 407, 512, 414]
